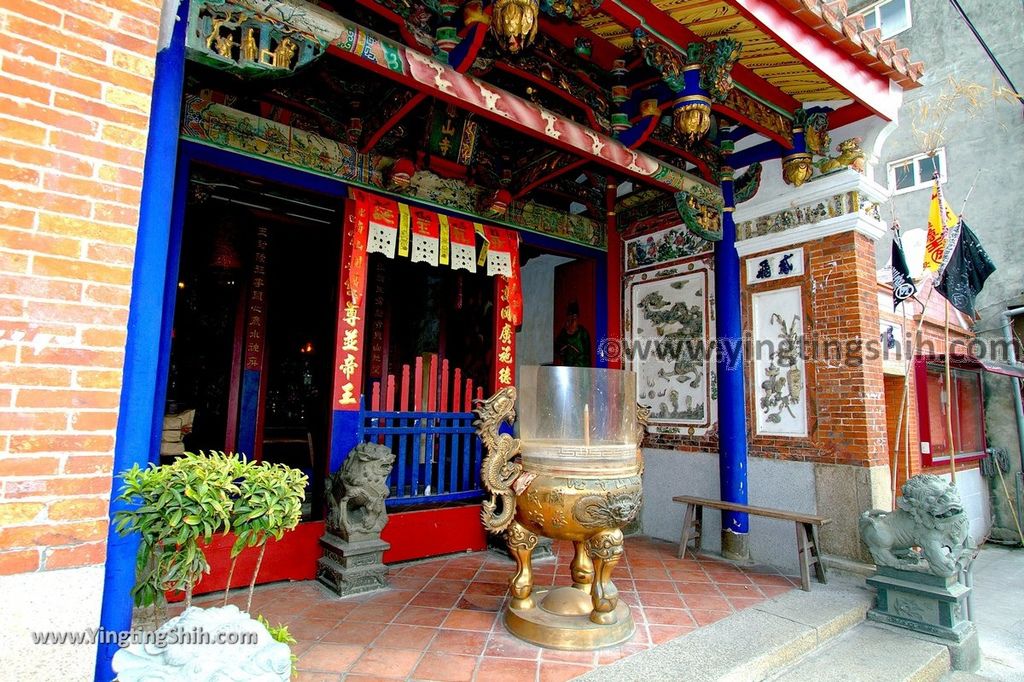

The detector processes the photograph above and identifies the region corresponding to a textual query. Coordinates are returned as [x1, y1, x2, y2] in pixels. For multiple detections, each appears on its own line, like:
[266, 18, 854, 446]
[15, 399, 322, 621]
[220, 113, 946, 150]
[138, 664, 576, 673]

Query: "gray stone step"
[575, 578, 872, 682]
[767, 623, 951, 682]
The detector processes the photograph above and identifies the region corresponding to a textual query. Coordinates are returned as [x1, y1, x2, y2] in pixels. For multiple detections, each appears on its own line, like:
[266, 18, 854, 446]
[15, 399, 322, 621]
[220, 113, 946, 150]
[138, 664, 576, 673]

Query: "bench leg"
[677, 504, 705, 559]
[808, 523, 827, 585]
[795, 522, 811, 592]
[678, 504, 694, 559]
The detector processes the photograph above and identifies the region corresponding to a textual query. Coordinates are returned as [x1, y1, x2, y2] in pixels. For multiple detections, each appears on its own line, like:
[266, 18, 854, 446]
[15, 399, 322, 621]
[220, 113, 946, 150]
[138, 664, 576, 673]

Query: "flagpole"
[944, 300, 958, 484]
[891, 287, 935, 507]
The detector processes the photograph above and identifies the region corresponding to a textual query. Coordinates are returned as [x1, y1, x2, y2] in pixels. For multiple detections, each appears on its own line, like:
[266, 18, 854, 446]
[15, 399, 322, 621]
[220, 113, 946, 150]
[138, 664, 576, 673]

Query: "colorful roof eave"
[722, 0, 919, 121]
[226, 0, 717, 197]
[595, 0, 919, 124]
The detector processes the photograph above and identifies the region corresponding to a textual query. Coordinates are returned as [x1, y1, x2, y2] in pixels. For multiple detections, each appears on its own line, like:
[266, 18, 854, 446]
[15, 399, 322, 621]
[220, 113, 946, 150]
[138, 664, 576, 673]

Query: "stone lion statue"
[326, 443, 396, 542]
[859, 474, 972, 577]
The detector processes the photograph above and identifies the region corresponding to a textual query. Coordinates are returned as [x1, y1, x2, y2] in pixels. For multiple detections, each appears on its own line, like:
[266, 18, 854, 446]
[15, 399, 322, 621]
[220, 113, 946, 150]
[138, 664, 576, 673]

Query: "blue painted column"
[94, 2, 190, 679]
[714, 153, 750, 560]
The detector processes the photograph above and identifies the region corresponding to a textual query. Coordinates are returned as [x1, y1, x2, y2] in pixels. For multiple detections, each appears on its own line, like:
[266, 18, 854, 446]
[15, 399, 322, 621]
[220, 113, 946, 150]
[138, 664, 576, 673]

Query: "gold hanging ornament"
[491, 0, 540, 54]
[673, 94, 713, 139]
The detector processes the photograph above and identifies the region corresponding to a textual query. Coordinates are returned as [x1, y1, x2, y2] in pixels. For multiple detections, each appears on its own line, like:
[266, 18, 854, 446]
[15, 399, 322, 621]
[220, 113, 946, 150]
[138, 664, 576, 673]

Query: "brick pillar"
[806, 230, 893, 559]
[0, 1, 161, 679]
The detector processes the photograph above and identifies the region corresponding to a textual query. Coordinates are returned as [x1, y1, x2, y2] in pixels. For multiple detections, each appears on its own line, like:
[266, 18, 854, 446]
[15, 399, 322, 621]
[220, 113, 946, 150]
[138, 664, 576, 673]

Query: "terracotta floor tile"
[648, 624, 696, 644]
[321, 621, 387, 646]
[390, 576, 431, 591]
[346, 603, 404, 624]
[428, 628, 489, 656]
[366, 589, 420, 605]
[674, 581, 721, 595]
[286, 617, 342, 642]
[346, 675, 405, 682]
[715, 582, 763, 598]
[539, 662, 595, 682]
[401, 563, 444, 578]
[540, 648, 597, 665]
[455, 594, 504, 612]
[474, 656, 539, 682]
[373, 623, 439, 650]
[643, 607, 696, 627]
[426, 578, 470, 593]
[595, 642, 650, 664]
[441, 566, 483, 580]
[350, 646, 424, 678]
[294, 671, 341, 682]
[636, 591, 686, 608]
[412, 591, 463, 609]
[297, 642, 364, 673]
[395, 606, 449, 627]
[633, 579, 677, 593]
[483, 632, 542, 660]
[464, 582, 509, 597]
[443, 609, 499, 631]
[411, 652, 479, 682]
[475, 569, 511, 584]
[681, 594, 731, 611]
[690, 608, 731, 626]
[728, 596, 766, 610]
[629, 567, 671, 580]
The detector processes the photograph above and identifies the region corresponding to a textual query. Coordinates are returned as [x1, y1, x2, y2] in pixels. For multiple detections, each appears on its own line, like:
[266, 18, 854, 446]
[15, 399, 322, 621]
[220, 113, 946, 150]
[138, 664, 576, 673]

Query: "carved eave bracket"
[187, 0, 326, 78]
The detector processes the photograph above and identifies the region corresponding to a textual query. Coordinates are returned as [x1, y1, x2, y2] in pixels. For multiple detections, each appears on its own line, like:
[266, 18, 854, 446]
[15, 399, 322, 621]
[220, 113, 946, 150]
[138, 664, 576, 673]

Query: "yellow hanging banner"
[475, 222, 488, 267]
[398, 203, 411, 258]
[438, 214, 450, 266]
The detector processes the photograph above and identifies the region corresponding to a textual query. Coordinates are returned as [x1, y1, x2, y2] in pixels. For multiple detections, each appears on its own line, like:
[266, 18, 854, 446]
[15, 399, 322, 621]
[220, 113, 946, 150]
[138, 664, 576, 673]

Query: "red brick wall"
[646, 230, 893, 468]
[0, 0, 161, 575]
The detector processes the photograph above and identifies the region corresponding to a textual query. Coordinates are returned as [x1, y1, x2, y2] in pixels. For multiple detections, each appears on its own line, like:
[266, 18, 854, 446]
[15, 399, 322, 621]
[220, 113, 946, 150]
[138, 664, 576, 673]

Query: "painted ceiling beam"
[232, 1, 714, 196]
[602, 0, 801, 112]
[725, 0, 900, 121]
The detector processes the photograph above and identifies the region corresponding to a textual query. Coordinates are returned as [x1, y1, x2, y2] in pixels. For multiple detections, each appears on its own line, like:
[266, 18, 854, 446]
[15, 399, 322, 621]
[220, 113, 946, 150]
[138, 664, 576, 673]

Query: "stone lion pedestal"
[317, 443, 396, 598]
[860, 474, 979, 671]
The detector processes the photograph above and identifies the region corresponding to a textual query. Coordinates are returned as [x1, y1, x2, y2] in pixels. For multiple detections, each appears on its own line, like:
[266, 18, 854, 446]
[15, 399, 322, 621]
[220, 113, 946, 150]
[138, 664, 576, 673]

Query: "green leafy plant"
[223, 462, 308, 611]
[115, 451, 307, 615]
[257, 615, 298, 678]
[115, 451, 242, 610]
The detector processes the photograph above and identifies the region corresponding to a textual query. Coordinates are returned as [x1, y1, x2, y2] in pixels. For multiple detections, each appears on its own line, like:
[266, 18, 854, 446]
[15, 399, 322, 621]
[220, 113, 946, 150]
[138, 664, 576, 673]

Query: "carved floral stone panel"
[624, 258, 716, 435]
[751, 286, 807, 437]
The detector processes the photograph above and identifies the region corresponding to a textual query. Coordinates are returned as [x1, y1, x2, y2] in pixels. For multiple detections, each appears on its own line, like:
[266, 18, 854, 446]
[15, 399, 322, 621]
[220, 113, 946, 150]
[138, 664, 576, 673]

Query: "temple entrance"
[163, 165, 342, 518]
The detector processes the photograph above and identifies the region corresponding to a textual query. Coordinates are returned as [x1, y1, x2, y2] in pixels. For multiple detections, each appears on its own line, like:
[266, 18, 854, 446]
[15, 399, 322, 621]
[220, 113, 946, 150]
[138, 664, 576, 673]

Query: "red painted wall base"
[381, 503, 488, 563]
[178, 504, 487, 600]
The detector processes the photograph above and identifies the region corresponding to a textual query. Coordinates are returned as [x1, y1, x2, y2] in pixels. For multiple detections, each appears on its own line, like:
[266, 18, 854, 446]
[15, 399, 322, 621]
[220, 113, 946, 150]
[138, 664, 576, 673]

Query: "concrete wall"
[515, 254, 572, 382]
[868, 0, 1024, 538]
[0, 566, 104, 681]
[641, 449, 817, 574]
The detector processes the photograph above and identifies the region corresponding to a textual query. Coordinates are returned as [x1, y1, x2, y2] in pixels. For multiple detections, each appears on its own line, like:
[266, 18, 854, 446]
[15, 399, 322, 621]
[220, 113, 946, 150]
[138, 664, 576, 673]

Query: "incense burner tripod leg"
[507, 520, 538, 609]
[571, 541, 594, 593]
[586, 529, 624, 624]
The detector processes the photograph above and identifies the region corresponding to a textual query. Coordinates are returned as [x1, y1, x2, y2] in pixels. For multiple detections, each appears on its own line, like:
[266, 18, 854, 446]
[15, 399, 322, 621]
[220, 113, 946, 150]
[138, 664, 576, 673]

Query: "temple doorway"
[162, 165, 342, 518]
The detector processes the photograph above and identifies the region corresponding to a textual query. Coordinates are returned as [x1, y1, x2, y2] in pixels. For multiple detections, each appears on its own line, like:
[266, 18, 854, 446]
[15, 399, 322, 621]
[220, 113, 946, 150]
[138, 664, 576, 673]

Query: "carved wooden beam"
[359, 90, 426, 153]
[227, 0, 716, 195]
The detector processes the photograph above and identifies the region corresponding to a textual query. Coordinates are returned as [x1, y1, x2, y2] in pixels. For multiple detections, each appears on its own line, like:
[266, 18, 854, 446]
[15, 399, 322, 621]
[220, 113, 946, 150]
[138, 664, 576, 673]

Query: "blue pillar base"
[721, 528, 750, 562]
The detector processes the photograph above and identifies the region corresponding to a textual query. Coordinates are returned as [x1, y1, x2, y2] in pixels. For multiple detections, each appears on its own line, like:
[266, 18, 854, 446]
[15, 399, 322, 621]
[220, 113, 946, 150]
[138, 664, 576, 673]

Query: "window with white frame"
[859, 0, 912, 39]
[888, 149, 946, 194]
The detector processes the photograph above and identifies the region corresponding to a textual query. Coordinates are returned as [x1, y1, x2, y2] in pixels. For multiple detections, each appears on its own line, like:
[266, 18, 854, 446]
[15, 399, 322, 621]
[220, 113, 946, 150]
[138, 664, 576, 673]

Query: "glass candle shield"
[517, 365, 638, 446]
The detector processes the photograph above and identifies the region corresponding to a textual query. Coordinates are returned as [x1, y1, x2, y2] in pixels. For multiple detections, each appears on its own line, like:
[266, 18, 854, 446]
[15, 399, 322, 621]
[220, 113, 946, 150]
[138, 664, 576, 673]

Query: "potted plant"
[111, 451, 307, 681]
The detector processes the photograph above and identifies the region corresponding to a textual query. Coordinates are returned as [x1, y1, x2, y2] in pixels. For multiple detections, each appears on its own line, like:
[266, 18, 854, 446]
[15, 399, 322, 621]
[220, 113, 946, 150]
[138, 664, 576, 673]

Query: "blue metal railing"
[358, 408, 484, 506]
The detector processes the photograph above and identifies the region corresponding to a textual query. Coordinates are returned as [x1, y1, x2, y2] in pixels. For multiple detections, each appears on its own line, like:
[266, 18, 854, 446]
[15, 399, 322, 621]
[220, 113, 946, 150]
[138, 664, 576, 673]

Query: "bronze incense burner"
[474, 366, 648, 649]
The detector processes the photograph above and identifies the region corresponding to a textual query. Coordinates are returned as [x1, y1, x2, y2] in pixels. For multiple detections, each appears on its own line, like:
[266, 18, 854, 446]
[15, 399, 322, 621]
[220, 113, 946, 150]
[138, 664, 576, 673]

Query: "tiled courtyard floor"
[195, 536, 800, 681]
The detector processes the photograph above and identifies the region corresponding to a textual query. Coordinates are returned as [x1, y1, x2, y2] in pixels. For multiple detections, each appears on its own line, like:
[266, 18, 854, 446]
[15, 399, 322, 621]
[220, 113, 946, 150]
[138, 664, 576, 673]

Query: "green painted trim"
[179, 135, 608, 252]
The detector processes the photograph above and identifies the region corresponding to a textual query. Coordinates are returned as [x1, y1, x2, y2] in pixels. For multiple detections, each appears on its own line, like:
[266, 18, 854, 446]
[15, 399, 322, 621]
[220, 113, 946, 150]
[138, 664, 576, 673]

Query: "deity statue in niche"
[556, 301, 591, 367]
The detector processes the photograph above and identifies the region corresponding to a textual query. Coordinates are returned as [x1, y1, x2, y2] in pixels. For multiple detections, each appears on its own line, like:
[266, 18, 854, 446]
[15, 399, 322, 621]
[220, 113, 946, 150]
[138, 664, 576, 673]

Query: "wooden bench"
[672, 495, 831, 592]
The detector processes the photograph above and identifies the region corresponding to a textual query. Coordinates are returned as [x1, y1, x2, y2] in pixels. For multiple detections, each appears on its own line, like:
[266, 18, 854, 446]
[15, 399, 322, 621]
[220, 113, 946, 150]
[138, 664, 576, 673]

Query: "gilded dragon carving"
[473, 386, 523, 533]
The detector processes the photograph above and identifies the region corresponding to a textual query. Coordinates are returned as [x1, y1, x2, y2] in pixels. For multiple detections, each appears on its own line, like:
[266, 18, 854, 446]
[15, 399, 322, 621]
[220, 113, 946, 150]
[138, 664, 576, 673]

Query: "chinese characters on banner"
[494, 277, 518, 390]
[244, 225, 269, 371]
[342, 190, 525, 401]
[333, 200, 366, 411]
